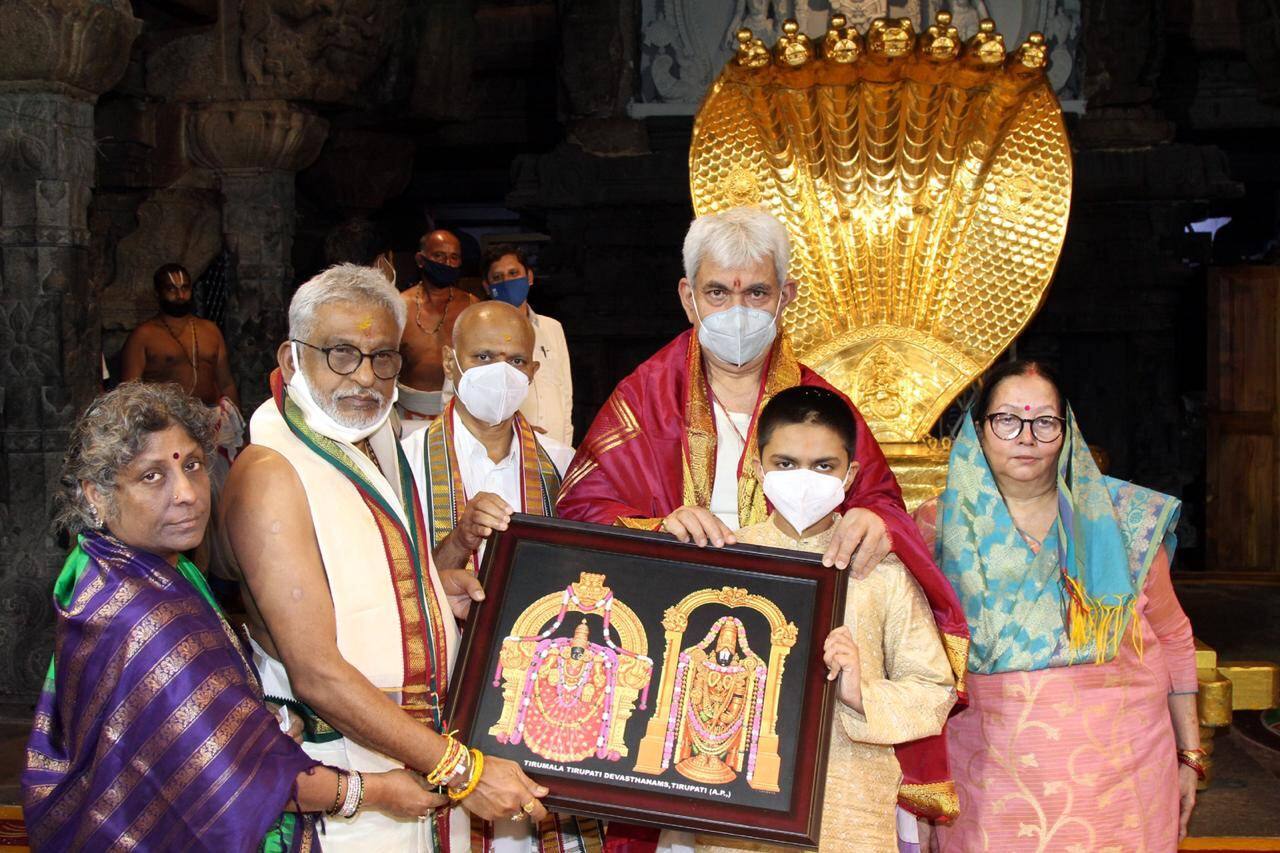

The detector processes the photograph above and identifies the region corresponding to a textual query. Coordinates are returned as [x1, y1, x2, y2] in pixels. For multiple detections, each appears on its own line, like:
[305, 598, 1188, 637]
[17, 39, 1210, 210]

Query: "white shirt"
[402, 409, 575, 565]
[709, 402, 752, 531]
[399, 410, 574, 853]
[520, 308, 574, 446]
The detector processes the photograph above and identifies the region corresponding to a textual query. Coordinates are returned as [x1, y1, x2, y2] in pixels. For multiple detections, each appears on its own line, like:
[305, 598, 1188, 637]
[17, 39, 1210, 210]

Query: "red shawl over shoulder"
[558, 330, 968, 823]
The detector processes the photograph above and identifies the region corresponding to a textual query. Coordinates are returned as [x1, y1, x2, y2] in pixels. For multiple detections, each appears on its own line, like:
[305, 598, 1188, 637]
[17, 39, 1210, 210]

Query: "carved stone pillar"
[187, 100, 328, 407]
[300, 130, 414, 266]
[0, 0, 140, 702]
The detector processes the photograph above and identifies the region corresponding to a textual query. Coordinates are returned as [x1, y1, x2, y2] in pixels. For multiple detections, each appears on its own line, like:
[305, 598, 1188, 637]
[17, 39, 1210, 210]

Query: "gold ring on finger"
[521, 800, 537, 814]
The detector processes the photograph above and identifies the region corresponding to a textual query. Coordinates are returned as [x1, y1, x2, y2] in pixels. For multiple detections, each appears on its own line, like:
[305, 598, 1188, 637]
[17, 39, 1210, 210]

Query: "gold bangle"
[426, 734, 466, 786]
[447, 749, 484, 801]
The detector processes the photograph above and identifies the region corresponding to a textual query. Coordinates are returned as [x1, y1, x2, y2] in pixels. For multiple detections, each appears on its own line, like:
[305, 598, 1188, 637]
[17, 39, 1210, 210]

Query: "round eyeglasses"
[292, 339, 403, 380]
[984, 412, 1065, 443]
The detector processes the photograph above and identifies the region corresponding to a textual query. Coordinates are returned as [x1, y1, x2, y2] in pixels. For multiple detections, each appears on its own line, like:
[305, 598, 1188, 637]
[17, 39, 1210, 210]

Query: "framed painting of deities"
[445, 514, 848, 847]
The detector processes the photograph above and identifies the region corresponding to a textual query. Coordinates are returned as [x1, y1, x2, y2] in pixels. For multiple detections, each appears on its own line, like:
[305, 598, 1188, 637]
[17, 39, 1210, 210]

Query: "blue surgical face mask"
[421, 259, 461, 287]
[488, 276, 531, 307]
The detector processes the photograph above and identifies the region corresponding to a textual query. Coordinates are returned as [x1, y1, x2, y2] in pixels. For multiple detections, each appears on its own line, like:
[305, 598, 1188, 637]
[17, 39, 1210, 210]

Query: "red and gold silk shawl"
[558, 329, 968, 821]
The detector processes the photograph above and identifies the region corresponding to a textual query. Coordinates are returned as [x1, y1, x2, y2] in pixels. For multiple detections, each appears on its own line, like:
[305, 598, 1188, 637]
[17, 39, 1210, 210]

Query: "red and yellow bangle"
[1177, 748, 1209, 780]
[426, 733, 468, 787]
[447, 749, 484, 801]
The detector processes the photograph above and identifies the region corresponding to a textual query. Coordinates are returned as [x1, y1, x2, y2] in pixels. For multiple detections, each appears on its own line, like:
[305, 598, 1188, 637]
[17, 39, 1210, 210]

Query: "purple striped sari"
[22, 532, 320, 852]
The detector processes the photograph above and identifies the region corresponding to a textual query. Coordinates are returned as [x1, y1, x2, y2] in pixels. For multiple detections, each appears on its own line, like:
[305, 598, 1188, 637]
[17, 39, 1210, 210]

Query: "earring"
[88, 504, 103, 530]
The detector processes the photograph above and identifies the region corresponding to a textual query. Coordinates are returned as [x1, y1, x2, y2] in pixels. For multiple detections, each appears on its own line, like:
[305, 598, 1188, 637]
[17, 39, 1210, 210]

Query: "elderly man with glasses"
[220, 264, 550, 851]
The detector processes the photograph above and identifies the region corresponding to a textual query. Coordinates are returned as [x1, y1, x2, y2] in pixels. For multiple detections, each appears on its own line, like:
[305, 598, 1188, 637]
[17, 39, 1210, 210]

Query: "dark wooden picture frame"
[446, 515, 847, 847]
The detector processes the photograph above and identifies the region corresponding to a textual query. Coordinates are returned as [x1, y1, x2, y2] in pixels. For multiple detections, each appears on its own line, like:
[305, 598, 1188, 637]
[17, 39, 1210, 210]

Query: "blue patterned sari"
[22, 532, 320, 851]
[937, 408, 1180, 674]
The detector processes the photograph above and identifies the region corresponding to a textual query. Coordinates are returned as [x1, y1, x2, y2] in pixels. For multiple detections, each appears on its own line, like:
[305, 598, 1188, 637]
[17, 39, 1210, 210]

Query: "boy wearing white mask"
[698, 386, 956, 853]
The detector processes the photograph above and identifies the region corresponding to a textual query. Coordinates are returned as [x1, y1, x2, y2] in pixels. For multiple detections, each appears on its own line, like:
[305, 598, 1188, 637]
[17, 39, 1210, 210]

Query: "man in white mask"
[220, 265, 552, 851]
[404, 301, 575, 573]
[559, 206, 910, 573]
[402, 300, 589, 851]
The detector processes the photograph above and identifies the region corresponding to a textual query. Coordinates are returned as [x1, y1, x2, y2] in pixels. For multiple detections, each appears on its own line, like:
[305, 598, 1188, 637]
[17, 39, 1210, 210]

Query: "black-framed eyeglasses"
[292, 339, 403, 380]
[984, 412, 1065, 443]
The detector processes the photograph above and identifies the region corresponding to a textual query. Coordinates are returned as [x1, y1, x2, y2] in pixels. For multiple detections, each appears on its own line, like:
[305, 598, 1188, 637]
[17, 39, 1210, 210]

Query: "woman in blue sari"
[23, 382, 440, 851]
[914, 361, 1201, 851]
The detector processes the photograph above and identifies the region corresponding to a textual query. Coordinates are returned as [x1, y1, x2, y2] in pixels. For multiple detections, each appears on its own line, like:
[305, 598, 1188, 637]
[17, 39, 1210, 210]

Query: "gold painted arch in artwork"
[635, 585, 799, 792]
[508, 572, 648, 657]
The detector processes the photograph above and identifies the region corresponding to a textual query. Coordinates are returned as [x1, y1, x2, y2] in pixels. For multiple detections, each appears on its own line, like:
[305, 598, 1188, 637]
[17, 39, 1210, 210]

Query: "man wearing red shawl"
[557, 207, 970, 840]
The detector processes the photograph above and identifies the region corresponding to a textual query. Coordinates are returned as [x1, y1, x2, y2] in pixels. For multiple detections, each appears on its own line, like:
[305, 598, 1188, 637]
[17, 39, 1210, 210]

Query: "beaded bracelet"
[326, 769, 348, 817]
[443, 745, 472, 789]
[427, 734, 469, 787]
[447, 749, 484, 801]
[339, 769, 364, 819]
[354, 769, 367, 816]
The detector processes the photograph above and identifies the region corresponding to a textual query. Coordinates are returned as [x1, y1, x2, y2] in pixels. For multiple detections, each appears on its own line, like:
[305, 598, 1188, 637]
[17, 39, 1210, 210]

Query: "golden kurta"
[696, 516, 956, 853]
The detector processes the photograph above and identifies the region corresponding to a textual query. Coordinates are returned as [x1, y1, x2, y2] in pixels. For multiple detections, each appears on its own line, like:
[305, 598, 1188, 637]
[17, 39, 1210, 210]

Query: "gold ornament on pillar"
[689, 12, 1071, 507]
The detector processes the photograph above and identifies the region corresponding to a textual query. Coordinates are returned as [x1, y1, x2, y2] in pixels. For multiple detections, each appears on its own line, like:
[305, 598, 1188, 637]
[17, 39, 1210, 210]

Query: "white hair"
[288, 263, 407, 341]
[682, 207, 790, 286]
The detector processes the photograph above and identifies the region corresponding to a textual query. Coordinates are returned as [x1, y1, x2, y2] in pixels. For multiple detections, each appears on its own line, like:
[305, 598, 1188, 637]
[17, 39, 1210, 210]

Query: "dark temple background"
[0, 0, 1277, 707]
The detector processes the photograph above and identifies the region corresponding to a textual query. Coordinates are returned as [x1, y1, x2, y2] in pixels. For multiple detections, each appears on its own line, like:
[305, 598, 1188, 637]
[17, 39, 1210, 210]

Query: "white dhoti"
[250, 395, 467, 852]
[207, 397, 245, 499]
[396, 381, 450, 436]
[251, 638, 468, 852]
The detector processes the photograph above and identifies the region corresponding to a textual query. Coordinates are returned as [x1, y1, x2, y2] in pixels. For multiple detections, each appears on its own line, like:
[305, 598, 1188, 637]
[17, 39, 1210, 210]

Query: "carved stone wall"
[188, 100, 328, 407]
[0, 0, 140, 704]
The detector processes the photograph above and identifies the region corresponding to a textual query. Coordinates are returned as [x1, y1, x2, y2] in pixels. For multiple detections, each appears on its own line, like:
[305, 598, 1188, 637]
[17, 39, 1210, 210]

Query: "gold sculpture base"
[676, 753, 738, 785]
[1193, 639, 1280, 792]
[1218, 662, 1280, 710]
[883, 442, 952, 513]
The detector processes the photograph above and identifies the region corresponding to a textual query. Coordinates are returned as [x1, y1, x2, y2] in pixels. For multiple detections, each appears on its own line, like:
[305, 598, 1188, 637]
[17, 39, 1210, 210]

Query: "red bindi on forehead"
[173, 452, 180, 459]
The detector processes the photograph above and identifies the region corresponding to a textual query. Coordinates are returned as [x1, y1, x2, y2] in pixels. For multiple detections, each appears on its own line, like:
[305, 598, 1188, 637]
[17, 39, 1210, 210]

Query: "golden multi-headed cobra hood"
[691, 13, 1071, 444]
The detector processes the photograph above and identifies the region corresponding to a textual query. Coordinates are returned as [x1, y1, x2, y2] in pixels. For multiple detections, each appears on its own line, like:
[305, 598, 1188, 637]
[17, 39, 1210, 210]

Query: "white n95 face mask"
[694, 301, 780, 367]
[762, 467, 851, 536]
[288, 342, 396, 445]
[454, 357, 530, 426]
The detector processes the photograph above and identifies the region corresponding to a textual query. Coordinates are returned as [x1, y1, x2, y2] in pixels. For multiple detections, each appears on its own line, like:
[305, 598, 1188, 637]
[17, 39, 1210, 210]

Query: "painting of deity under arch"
[447, 515, 848, 847]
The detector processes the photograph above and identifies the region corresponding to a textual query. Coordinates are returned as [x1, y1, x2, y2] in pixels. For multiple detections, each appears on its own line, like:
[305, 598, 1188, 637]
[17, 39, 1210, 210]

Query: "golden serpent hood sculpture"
[690, 13, 1072, 444]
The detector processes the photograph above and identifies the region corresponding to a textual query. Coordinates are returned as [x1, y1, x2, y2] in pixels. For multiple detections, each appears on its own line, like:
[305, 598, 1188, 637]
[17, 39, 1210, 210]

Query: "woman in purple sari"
[23, 382, 441, 852]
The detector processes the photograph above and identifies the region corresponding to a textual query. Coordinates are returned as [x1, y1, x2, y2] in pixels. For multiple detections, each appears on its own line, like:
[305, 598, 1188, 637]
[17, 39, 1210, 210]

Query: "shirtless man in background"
[396, 230, 477, 433]
[120, 263, 244, 496]
[120, 263, 239, 408]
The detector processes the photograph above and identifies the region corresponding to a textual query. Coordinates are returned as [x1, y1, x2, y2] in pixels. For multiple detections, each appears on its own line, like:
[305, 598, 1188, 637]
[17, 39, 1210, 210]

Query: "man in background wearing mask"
[404, 301, 574, 575]
[557, 205, 969, 852]
[398, 229, 478, 433]
[221, 265, 550, 851]
[401, 301, 589, 851]
[120, 262, 243, 491]
[483, 244, 574, 446]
